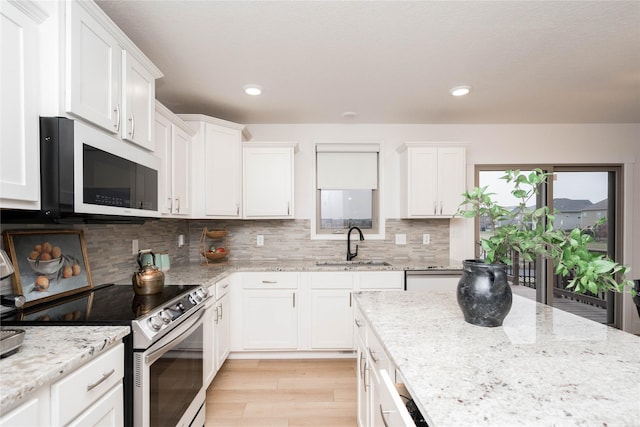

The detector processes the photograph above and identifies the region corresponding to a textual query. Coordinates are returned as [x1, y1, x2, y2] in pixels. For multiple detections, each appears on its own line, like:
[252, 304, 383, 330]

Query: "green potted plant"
[455, 168, 634, 327]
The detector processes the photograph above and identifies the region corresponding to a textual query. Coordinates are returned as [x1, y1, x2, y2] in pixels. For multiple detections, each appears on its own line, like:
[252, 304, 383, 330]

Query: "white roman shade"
[316, 144, 379, 190]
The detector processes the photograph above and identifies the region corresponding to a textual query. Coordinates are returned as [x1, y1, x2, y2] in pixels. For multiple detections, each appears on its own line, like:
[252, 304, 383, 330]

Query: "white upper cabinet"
[66, 1, 120, 135]
[122, 52, 155, 150]
[66, 1, 161, 150]
[179, 115, 248, 218]
[155, 102, 193, 216]
[398, 143, 466, 218]
[0, 1, 47, 209]
[242, 143, 297, 219]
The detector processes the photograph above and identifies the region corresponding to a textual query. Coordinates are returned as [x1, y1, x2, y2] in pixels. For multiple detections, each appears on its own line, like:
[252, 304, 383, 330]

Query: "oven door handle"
[145, 308, 206, 365]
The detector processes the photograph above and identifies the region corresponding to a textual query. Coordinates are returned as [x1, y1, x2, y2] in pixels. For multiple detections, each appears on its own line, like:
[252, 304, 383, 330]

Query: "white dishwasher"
[405, 269, 462, 291]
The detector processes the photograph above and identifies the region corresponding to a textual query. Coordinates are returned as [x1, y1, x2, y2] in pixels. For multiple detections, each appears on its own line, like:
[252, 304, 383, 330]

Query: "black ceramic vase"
[457, 259, 513, 327]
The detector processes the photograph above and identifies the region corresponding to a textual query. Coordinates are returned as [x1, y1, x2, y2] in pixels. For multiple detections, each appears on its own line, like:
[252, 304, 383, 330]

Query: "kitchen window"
[314, 144, 382, 238]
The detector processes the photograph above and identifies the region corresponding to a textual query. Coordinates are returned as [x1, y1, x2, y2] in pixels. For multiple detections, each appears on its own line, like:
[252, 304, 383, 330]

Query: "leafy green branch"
[456, 169, 634, 296]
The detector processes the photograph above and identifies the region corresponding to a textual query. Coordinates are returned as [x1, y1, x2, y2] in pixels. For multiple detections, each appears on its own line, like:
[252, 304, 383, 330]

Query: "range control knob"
[192, 293, 203, 303]
[148, 309, 172, 331]
[158, 309, 172, 324]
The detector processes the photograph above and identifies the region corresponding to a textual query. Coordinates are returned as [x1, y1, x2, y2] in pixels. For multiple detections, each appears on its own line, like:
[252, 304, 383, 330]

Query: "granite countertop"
[160, 258, 461, 288]
[354, 290, 640, 426]
[0, 326, 130, 413]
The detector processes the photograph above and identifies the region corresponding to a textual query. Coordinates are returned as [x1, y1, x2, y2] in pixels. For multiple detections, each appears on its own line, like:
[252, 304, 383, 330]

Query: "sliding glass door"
[476, 166, 623, 325]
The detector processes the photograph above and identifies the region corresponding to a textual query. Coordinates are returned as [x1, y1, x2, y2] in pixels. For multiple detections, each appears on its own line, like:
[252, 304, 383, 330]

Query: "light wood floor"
[205, 359, 358, 427]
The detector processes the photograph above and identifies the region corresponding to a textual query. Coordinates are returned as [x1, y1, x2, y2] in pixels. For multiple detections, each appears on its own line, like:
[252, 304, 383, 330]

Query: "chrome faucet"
[347, 226, 364, 261]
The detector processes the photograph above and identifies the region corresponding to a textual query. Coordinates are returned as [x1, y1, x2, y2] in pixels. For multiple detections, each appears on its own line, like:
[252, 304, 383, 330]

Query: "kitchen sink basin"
[316, 260, 392, 267]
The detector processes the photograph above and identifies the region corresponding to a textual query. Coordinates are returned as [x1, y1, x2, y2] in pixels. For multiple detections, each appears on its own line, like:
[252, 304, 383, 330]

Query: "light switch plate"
[423, 234, 431, 245]
[132, 239, 139, 255]
[395, 234, 406, 245]
[257, 235, 264, 247]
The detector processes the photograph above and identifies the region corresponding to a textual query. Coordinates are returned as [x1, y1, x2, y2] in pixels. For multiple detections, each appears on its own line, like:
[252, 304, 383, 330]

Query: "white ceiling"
[95, 1, 640, 125]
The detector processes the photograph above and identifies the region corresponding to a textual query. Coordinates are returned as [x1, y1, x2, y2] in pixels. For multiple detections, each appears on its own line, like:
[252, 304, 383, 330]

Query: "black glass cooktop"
[1, 283, 199, 326]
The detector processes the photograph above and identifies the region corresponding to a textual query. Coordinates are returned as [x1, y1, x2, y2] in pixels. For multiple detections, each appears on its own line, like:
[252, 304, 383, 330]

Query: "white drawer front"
[310, 272, 354, 289]
[51, 343, 124, 426]
[216, 277, 231, 299]
[358, 271, 404, 290]
[242, 272, 298, 289]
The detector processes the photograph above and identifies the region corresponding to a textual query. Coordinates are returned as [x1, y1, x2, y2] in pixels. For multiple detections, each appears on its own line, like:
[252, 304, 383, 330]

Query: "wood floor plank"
[205, 359, 358, 427]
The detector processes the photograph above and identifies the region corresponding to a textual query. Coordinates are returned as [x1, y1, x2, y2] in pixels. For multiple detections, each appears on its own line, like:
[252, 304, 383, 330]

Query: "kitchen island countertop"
[354, 290, 640, 426]
[0, 326, 130, 414]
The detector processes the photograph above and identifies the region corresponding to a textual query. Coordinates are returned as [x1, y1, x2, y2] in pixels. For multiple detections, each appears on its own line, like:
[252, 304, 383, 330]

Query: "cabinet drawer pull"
[86, 369, 115, 391]
[262, 280, 277, 284]
[354, 319, 363, 328]
[222, 284, 229, 289]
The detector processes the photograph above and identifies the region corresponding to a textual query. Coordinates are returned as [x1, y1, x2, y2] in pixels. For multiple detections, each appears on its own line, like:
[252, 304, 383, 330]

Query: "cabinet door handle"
[368, 348, 379, 363]
[379, 405, 392, 427]
[114, 104, 121, 131]
[217, 303, 223, 320]
[236, 204, 239, 215]
[433, 201, 437, 215]
[128, 114, 135, 138]
[175, 197, 180, 213]
[287, 202, 290, 216]
[440, 201, 443, 215]
[168, 196, 173, 212]
[349, 292, 352, 307]
[359, 351, 366, 380]
[292, 292, 296, 308]
[86, 369, 115, 391]
[214, 306, 219, 324]
[354, 319, 363, 328]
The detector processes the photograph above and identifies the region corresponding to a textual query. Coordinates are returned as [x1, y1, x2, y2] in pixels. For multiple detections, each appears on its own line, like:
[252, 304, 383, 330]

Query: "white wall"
[247, 122, 640, 332]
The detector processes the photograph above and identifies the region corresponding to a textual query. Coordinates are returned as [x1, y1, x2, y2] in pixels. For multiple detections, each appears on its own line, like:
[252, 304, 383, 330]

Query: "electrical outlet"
[257, 235, 264, 247]
[423, 234, 431, 245]
[132, 239, 139, 255]
[395, 234, 406, 245]
[178, 234, 185, 247]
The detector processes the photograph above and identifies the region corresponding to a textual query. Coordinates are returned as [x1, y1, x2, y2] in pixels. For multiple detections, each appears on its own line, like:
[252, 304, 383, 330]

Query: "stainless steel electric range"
[1, 283, 211, 427]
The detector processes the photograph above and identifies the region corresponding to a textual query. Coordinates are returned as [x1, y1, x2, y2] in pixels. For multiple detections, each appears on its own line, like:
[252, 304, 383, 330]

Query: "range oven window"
[145, 323, 204, 427]
[83, 144, 157, 210]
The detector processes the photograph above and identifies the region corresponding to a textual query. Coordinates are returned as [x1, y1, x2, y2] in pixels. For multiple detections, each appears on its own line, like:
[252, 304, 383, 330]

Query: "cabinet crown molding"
[178, 114, 252, 141]
[7, 0, 48, 23]
[396, 141, 469, 153]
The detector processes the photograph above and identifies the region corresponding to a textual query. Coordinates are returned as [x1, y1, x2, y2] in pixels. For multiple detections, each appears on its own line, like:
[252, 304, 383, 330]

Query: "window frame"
[311, 142, 385, 240]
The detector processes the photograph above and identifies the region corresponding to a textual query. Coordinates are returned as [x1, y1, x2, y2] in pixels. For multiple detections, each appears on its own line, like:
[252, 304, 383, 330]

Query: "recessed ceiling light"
[243, 85, 262, 96]
[450, 86, 471, 97]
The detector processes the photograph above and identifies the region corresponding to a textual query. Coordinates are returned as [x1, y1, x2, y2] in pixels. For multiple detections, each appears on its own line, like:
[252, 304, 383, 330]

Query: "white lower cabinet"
[51, 343, 124, 426]
[66, 383, 123, 427]
[241, 273, 299, 350]
[0, 391, 47, 427]
[309, 272, 355, 350]
[356, 303, 415, 427]
[203, 296, 216, 387]
[0, 343, 124, 427]
[214, 278, 231, 370]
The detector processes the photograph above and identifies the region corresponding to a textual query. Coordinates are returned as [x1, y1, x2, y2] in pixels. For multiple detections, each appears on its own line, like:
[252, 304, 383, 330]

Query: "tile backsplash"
[0, 217, 448, 296]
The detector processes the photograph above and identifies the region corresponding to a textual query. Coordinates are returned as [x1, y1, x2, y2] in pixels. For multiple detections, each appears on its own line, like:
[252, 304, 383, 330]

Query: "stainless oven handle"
[145, 307, 206, 365]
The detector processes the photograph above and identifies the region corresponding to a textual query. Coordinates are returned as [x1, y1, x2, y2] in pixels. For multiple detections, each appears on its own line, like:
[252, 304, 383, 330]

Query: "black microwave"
[37, 117, 159, 222]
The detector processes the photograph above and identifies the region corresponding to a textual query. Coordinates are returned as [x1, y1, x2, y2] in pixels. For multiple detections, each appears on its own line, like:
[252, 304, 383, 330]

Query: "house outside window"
[313, 144, 383, 239]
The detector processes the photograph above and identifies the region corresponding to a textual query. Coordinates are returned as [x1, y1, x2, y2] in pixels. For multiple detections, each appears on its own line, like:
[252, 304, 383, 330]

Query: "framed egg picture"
[2, 229, 93, 308]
